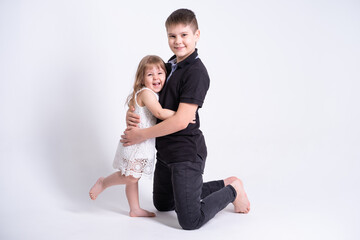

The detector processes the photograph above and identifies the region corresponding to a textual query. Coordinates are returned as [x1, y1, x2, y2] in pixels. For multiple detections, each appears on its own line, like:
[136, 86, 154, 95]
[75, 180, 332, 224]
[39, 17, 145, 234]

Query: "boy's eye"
[182, 34, 187, 37]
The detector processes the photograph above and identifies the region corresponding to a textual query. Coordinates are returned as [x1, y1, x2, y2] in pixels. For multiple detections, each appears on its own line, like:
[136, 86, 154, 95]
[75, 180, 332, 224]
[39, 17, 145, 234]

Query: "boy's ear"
[195, 29, 200, 41]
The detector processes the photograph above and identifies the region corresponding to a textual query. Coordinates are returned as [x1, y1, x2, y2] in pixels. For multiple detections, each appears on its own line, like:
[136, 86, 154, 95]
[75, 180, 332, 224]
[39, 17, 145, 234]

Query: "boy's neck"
[174, 48, 197, 64]
[176, 48, 196, 63]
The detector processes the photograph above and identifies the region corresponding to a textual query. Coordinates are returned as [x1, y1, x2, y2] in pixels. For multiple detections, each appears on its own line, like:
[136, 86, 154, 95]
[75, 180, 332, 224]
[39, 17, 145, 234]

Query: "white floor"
[1, 155, 359, 240]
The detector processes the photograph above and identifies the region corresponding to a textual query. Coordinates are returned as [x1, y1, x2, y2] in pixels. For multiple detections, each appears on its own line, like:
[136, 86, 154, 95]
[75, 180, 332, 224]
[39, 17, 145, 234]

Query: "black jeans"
[153, 155, 237, 230]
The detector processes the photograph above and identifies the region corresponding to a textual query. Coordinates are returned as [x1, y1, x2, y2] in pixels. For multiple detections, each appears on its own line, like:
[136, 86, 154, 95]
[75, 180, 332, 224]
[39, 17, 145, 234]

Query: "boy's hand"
[126, 106, 140, 127]
[120, 127, 145, 146]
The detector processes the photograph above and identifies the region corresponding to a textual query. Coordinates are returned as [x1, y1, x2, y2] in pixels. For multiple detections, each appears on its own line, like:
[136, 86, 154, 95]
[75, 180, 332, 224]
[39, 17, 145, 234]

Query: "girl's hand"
[120, 127, 145, 146]
[126, 106, 140, 127]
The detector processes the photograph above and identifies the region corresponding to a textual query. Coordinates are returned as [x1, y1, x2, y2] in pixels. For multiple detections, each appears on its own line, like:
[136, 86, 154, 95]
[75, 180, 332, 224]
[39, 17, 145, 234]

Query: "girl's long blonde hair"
[127, 55, 166, 107]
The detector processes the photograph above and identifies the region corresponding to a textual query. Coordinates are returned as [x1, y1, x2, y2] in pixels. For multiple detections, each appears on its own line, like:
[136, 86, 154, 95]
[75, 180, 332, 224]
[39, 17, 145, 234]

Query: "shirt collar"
[168, 48, 199, 69]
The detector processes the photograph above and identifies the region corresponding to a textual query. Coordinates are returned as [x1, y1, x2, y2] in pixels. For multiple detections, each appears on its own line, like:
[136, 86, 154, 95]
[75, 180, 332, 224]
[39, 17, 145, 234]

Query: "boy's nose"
[175, 36, 181, 44]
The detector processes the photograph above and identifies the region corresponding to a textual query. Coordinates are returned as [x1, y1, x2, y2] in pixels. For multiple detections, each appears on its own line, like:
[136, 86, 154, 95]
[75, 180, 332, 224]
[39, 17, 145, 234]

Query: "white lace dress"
[113, 87, 158, 178]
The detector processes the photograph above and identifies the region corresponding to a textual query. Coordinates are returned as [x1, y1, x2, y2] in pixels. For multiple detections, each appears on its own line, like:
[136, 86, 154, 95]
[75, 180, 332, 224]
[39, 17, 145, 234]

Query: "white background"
[1, 0, 359, 239]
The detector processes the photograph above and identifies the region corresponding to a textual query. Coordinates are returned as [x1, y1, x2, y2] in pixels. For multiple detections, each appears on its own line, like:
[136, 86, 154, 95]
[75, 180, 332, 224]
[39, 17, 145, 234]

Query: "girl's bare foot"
[230, 179, 250, 214]
[89, 177, 105, 200]
[129, 208, 156, 217]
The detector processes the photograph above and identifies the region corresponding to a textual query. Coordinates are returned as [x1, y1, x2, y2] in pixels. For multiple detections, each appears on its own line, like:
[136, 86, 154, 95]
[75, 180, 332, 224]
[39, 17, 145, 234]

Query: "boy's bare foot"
[230, 179, 250, 214]
[89, 177, 105, 200]
[224, 176, 237, 186]
[129, 208, 156, 217]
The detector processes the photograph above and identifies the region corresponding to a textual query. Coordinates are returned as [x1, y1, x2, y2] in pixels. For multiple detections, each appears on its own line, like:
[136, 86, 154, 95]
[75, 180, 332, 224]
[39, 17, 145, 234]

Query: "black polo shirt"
[156, 49, 210, 163]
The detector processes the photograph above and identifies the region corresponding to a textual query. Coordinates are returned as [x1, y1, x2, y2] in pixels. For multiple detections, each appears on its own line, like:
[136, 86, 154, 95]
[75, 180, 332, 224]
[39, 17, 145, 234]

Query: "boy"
[121, 9, 250, 230]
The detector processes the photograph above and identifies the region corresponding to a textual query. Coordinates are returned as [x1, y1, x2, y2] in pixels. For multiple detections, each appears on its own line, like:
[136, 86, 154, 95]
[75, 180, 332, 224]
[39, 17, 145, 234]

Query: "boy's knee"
[154, 203, 174, 212]
[153, 194, 175, 211]
[178, 217, 200, 230]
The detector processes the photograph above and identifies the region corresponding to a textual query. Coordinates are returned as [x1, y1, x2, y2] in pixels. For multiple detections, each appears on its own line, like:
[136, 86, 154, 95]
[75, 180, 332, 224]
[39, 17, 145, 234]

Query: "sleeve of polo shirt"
[179, 68, 210, 108]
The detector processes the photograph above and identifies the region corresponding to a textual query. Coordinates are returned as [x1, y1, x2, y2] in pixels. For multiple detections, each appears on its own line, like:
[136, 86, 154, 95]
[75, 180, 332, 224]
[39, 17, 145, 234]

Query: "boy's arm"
[140, 89, 175, 120]
[126, 106, 140, 127]
[121, 102, 197, 146]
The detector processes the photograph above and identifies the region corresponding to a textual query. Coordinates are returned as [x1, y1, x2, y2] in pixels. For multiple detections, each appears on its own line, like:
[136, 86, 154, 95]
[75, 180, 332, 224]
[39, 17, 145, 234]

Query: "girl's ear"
[139, 77, 144, 86]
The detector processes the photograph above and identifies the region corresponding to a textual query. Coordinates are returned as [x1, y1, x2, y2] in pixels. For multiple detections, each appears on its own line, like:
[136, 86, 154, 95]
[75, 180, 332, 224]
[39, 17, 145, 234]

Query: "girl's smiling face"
[143, 65, 166, 93]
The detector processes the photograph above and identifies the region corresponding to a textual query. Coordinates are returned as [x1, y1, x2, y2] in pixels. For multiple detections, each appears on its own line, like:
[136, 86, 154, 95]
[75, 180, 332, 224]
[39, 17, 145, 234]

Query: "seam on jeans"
[185, 166, 191, 218]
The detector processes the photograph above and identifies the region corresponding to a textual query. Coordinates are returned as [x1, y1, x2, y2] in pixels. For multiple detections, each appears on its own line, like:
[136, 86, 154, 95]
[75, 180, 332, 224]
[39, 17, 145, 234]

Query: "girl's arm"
[138, 89, 175, 120]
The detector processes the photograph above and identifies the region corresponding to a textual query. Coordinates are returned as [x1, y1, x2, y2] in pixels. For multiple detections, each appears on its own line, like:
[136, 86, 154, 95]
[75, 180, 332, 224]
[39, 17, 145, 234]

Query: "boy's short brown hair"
[165, 9, 198, 33]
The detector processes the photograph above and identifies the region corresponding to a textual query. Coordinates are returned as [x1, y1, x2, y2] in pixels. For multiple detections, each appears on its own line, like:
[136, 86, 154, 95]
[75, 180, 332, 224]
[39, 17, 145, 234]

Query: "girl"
[89, 55, 175, 217]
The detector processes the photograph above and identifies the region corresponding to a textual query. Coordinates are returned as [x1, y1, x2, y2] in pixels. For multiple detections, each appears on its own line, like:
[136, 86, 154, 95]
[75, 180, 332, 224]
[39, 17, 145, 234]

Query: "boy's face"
[167, 24, 200, 63]
[143, 65, 166, 93]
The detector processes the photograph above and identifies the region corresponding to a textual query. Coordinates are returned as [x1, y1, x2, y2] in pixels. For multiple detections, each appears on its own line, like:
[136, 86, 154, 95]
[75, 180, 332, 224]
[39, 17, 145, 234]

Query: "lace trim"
[118, 169, 152, 179]
[114, 157, 154, 179]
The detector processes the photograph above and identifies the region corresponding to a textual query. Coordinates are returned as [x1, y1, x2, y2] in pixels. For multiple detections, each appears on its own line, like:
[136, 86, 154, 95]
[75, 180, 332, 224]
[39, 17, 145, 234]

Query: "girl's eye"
[158, 72, 163, 75]
[147, 73, 152, 76]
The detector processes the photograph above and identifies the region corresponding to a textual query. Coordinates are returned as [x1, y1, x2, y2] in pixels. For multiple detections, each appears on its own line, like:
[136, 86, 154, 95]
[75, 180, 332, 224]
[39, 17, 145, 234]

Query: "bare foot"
[89, 177, 105, 200]
[224, 176, 237, 186]
[129, 208, 156, 217]
[230, 179, 250, 214]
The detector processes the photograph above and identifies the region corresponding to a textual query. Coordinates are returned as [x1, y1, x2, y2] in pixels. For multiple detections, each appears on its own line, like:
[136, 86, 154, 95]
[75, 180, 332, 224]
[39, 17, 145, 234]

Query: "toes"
[89, 193, 96, 200]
